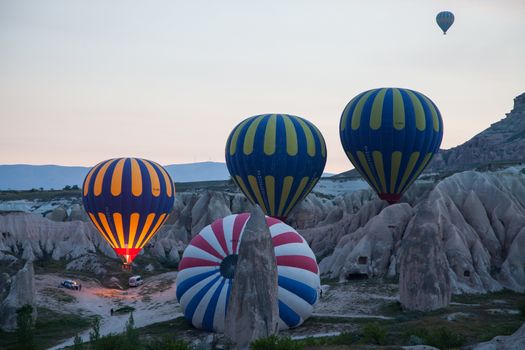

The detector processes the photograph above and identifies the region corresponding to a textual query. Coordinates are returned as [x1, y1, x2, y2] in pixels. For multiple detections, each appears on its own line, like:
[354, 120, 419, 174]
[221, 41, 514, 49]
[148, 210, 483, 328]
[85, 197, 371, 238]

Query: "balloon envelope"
[82, 158, 175, 265]
[176, 213, 320, 332]
[225, 114, 326, 220]
[339, 88, 443, 203]
[436, 11, 454, 34]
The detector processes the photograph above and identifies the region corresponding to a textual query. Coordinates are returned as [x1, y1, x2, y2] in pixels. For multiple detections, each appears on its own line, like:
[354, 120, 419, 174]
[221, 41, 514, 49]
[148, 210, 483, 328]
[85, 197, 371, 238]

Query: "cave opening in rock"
[346, 273, 368, 280]
[464, 270, 470, 277]
[358, 256, 368, 264]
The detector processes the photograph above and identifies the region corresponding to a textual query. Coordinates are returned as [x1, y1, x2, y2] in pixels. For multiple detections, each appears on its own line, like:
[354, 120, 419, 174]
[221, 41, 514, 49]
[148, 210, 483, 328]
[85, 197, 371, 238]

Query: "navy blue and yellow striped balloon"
[340, 88, 443, 203]
[82, 158, 175, 266]
[225, 114, 327, 220]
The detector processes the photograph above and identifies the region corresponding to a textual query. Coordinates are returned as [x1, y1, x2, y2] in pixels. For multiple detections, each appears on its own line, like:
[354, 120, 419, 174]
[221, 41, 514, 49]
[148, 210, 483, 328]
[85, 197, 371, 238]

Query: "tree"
[63, 185, 72, 190]
[125, 312, 139, 345]
[16, 304, 36, 350]
[89, 317, 101, 343]
[73, 334, 83, 350]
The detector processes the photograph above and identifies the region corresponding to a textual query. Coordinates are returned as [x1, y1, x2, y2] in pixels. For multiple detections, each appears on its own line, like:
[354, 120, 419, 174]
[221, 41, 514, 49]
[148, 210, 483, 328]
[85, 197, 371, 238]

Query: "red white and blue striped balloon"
[176, 213, 320, 332]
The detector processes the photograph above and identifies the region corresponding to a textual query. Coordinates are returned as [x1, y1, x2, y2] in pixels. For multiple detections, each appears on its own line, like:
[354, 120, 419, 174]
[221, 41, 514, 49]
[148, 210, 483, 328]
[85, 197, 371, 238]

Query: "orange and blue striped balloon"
[340, 88, 443, 203]
[225, 114, 327, 220]
[82, 158, 175, 266]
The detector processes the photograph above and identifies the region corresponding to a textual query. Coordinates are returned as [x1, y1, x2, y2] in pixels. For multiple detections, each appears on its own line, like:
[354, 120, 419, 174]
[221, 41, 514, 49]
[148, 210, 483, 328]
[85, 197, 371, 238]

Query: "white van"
[128, 275, 143, 287]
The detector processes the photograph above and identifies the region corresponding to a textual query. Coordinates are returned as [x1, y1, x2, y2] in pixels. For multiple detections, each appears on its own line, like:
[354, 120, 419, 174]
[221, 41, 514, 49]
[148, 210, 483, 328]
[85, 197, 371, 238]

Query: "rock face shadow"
[224, 206, 279, 349]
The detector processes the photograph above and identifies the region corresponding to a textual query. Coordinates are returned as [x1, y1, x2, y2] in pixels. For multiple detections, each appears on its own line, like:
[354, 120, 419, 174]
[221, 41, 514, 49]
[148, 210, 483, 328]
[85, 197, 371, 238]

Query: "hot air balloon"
[436, 11, 454, 34]
[339, 88, 443, 203]
[82, 157, 175, 268]
[176, 213, 319, 332]
[225, 114, 326, 220]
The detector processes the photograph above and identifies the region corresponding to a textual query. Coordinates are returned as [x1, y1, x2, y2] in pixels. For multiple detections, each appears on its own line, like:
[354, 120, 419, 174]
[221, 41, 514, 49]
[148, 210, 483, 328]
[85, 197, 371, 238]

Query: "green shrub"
[404, 327, 429, 341]
[94, 334, 133, 350]
[114, 306, 136, 314]
[405, 327, 466, 349]
[518, 301, 525, 317]
[426, 327, 465, 349]
[73, 334, 83, 350]
[89, 317, 101, 343]
[144, 338, 191, 350]
[332, 332, 357, 345]
[250, 335, 303, 350]
[361, 322, 386, 345]
[126, 313, 139, 344]
[16, 304, 37, 350]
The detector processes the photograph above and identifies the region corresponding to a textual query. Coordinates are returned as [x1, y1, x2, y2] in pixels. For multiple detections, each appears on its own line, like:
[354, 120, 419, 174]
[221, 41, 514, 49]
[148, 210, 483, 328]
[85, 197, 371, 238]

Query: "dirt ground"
[37, 274, 402, 349]
[34, 273, 524, 349]
[36, 272, 182, 349]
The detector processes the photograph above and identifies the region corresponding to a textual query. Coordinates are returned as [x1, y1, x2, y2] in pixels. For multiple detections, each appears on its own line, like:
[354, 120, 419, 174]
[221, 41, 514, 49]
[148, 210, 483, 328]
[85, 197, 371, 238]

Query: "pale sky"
[1, 0, 524, 174]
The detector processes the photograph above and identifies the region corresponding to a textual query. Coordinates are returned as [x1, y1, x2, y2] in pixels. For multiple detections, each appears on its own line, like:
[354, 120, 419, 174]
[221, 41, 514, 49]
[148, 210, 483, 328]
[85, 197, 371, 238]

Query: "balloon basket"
[122, 264, 132, 272]
[378, 193, 402, 204]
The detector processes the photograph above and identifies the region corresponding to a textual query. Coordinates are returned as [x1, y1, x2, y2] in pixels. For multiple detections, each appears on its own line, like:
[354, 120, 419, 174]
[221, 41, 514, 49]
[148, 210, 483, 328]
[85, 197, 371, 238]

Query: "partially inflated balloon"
[225, 114, 326, 220]
[436, 11, 454, 34]
[339, 88, 443, 203]
[82, 158, 175, 266]
[176, 213, 319, 332]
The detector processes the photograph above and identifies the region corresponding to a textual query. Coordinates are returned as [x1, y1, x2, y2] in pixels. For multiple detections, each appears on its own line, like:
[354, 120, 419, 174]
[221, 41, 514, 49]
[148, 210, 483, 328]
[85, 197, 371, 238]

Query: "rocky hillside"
[310, 166, 525, 297]
[428, 92, 525, 172]
[1, 167, 525, 331]
[1, 165, 525, 298]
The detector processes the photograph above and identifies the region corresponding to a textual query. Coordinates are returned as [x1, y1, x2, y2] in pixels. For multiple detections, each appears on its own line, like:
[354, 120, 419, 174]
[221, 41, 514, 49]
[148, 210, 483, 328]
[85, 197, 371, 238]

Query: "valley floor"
[2, 271, 524, 349]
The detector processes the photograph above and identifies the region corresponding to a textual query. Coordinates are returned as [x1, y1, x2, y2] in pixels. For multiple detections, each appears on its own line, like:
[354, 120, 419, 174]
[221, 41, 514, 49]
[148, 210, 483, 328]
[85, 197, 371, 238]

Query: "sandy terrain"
[36, 273, 399, 349]
[36, 272, 182, 350]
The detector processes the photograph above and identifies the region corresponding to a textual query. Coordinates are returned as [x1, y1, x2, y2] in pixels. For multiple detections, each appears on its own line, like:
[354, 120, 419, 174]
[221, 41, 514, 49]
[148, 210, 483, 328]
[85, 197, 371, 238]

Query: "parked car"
[61, 279, 79, 290]
[128, 275, 143, 287]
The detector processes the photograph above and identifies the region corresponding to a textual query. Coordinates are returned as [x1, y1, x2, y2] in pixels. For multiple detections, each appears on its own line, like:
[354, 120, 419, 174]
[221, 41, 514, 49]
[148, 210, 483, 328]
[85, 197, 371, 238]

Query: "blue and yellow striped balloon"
[340, 88, 443, 203]
[82, 158, 175, 266]
[225, 114, 327, 220]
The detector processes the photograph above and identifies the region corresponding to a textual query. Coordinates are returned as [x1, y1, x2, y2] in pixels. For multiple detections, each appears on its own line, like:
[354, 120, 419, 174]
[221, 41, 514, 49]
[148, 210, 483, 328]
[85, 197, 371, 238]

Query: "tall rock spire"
[224, 205, 279, 349]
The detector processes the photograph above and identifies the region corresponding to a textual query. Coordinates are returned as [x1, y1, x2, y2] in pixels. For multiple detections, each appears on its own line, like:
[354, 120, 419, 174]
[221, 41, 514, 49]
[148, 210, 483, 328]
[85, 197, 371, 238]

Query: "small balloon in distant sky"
[436, 11, 455, 35]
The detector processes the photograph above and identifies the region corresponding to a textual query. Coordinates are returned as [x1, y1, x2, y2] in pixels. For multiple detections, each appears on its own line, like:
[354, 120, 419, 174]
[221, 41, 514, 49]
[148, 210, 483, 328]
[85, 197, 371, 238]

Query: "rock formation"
[468, 322, 525, 350]
[0, 212, 115, 262]
[428, 92, 525, 172]
[224, 206, 279, 349]
[190, 191, 232, 237]
[0, 260, 37, 331]
[44, 206, 68, 222]
[318, 201, 413, 280]
[308, 166, 525, 296]
[1, 164, 524, 296]
[399, 203, 451, 311]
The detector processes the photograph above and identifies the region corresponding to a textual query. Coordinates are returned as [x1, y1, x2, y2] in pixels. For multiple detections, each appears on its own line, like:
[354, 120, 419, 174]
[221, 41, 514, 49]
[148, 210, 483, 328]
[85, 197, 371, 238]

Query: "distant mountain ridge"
[0, 162, 230, 190]
[0, 162, 334, 190]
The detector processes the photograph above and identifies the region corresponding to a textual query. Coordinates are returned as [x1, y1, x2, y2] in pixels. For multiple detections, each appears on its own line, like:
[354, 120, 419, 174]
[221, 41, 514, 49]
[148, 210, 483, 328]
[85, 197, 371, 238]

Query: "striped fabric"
[82, 158, 175, 265]
[176, 214, 320, 332]
[339, 88, 443, 203]
[436, 11, 455, 34]
[225, 114, 326, 219]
